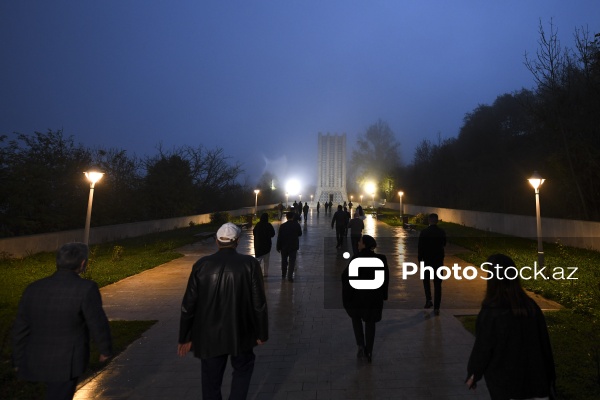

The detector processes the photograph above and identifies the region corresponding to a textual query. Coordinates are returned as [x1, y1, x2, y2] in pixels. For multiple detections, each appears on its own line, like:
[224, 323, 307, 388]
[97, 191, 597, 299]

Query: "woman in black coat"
[341, 235, 389, 363]
[466, 254, 556, 400]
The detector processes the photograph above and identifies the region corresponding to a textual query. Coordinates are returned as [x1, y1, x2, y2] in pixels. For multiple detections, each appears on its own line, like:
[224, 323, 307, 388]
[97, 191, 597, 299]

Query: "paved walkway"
[74, 210, 560, 400]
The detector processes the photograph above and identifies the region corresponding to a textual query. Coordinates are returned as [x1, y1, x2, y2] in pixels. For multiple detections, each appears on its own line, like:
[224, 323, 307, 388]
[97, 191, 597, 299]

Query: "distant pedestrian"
[348, 201, 353, 211]
[341, 235, 389, 364]
[277, 202, 284, 220]
[356, 205, 366, 220]
[253, 213, 275, 277]
[276, 211, 302, 282]
[12, 242, 113, 400]
[302, 202, 309, 222]
[324, 201, 329, 213]
[347, 213, 365, 256]
[466, 254, 556, 399]
[331, 205, 348, 248]
[317, 201, 321, 214]
[178, 223, 268, 400]
[418, 213, 446, 316]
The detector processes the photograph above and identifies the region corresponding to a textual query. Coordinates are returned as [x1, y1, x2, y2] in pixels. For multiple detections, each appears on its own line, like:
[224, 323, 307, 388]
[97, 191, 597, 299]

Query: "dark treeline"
[404, 24, 600, 221]
[0, 131, 247, 237]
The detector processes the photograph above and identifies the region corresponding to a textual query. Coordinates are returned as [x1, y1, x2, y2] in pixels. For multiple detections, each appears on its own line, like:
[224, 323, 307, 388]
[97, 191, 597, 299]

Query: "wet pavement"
[74, 210, 561, 399]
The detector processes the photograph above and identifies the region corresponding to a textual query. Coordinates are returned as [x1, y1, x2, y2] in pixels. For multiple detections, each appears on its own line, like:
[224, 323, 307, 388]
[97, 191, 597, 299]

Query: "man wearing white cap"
[177, 222, 269, 399]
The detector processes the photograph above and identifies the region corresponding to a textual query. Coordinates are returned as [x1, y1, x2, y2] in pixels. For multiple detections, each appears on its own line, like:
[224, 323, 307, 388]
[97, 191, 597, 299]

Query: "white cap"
[216, 223, 241, 243]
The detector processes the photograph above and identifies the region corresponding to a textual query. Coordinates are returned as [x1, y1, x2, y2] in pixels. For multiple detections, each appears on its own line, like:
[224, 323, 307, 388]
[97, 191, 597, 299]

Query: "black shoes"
[434, 309, 440, 316]
[424, 300, 433, 309]
[356, 346, 365, 358]
[366, 353, 372, 363]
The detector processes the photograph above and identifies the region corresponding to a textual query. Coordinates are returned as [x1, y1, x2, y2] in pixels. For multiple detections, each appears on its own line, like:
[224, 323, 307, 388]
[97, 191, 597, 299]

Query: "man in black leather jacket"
[178, 222, 268, 400]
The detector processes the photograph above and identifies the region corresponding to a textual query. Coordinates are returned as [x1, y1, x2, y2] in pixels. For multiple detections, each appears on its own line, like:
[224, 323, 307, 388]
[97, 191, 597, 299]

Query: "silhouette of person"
[331, 205, 348, 248]
[302, 202, 309, 222]
[253, 213, 275, 277]
[347, 212, 365, 256]
[12, 243, 112, 400]
[276, 212, 302, 282]
[418, 213, 446, 315]
[317, 201, 321, 214]
[341, 235, 389, 363]
[466, 254, 556, 399]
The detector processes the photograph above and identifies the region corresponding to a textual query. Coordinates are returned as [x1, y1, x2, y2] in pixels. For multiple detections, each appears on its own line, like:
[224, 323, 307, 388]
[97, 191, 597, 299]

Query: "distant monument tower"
[314, 132, 348, 205]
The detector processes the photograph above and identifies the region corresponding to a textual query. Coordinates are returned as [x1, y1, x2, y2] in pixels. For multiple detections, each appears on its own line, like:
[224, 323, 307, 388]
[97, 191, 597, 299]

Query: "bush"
[210, 212, 230, 225]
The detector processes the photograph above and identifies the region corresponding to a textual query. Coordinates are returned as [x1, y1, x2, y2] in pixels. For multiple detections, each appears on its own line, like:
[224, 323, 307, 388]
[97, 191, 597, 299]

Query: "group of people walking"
[11, 206, 556, 400]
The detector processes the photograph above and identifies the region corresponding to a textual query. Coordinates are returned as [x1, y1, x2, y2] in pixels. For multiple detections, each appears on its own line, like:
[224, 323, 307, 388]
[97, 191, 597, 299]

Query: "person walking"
[418, 213, 446, 316]
[253, 213, 275, 277]
[302, 202, 309, 222]
[331, 205, 348, 248]
[317, 201, 321, 215]
[341, 235, 389, 363]
[178, 223, 269, 400]
[12, 242, 113, 400]
[277, 202, 284, 220]
[347, 212, 365, 256]
[276, 211, 302, 282]
[466, 254, 556, 400]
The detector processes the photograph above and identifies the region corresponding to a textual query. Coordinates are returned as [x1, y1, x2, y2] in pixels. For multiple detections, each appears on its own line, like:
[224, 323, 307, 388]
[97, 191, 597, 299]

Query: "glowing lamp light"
[528, 171, 545, 191]
[84, 171, 104, 186]
[286, 179, 301, 196]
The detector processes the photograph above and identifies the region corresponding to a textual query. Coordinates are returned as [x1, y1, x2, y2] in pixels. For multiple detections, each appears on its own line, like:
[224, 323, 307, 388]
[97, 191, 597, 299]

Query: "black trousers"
[351, 318, 376, 355]
[201, 350, 255, 400]
[45, 378, 78, 400]
[335, 226, 346, 247]
[423, 265, 443, 309]
[280, 248, 297, 278]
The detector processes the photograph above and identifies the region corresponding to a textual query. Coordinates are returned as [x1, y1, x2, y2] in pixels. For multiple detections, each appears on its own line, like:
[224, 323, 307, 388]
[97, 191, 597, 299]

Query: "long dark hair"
[482, 254, 535, 317]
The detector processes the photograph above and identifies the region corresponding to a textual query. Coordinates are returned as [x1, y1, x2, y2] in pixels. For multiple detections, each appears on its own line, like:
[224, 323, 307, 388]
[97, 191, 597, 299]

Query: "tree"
[92, 148, 143, 224]
[142, 154, 196, 219]
[525, 20, 600, 220]
[0, 130, 92, 236]
[349, 119, 402, 200]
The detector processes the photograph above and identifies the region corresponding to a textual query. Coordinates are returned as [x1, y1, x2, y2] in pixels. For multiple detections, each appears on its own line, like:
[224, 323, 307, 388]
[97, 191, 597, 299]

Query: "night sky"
[2, 1, 599, 189]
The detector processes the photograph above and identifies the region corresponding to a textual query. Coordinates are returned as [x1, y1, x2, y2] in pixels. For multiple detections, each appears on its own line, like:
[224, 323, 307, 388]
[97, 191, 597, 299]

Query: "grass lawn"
[378, 208, 600, 399]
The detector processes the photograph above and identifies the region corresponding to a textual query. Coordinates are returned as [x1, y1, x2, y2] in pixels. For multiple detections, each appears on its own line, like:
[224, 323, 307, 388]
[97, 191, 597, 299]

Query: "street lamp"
[299, 194, 302, 203]
[360, 194, 363, 204]
[398, 191, 404, 221]
[83, 170, 104, 245]
[310, 194, 313, 205]
[528, 171, 545, 268]
[254, 189, 260, 215]
[285, 192, 289, 207]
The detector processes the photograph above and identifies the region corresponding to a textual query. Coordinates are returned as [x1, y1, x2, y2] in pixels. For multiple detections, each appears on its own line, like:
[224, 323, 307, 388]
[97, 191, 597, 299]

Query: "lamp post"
[83, 170, 104, 245]
[285, 192, 289, 207]
[254, 189, 260, 215]
[398, 191, 404, 221]
[310, 194, 313, 205]
[360, 194, 363, 205]
[528, 171, 545, 268]
[299, 194, 302, 204]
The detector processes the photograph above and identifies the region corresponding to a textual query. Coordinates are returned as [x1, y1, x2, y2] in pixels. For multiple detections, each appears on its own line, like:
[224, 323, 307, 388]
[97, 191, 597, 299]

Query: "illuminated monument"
[314, 132, 348, 205]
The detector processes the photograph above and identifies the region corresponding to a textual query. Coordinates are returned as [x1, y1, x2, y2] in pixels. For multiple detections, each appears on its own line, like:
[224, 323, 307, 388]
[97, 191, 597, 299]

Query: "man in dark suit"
[277, 211, 302, 281]
[331, 205, 348, 248]
[12, 242, 112, 400]
[418, 213, 447, 316]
